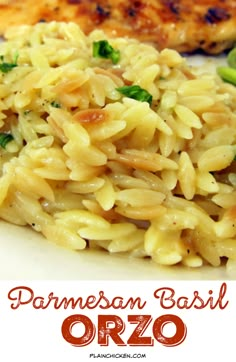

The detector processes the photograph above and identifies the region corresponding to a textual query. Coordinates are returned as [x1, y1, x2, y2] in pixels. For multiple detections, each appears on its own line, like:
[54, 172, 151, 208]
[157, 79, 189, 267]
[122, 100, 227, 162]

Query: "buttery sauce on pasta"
[0, 22, 236, 269]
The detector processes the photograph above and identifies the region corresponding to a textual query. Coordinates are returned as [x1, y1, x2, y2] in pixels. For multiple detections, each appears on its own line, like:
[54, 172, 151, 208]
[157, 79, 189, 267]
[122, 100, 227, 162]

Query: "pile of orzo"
[0, 21, 236, 268]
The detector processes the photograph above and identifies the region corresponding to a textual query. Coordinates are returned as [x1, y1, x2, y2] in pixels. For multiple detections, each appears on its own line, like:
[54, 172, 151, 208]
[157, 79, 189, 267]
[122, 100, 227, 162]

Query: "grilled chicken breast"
[0, 0, 236, 54]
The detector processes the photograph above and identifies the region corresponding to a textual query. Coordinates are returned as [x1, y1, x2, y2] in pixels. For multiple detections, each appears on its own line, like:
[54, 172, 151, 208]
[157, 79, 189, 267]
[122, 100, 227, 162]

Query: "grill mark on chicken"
[0, 0, 236, 54]
[204, 7, 230, 24]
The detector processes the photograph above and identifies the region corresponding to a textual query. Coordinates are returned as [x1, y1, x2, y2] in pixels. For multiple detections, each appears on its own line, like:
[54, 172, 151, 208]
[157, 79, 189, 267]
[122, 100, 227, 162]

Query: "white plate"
[0, 54, 234, 280]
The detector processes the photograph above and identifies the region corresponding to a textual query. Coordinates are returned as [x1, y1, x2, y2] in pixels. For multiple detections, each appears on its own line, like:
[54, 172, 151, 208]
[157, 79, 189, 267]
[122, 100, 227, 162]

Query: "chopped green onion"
[0, 133, 14, 148]
[93, 40, 120, 64]
[51, 101, 61, 108]
[217, 47, 236, 85]
[227, 48, 236, 69]
[217, 66, 236, 85]
[116, 85, 153, 105]
[0, 52, 19, 73]
[23, 110, 31, 115]
[0, 62, 17, 73]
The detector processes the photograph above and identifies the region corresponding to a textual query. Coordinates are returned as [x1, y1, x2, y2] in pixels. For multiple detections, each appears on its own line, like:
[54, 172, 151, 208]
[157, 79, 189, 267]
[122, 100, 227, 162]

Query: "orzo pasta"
[0, 22, 236, 268]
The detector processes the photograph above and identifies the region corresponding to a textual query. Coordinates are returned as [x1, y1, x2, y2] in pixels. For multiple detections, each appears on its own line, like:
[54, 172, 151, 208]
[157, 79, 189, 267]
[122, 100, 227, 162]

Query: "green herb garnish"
[0, 133, 14, 148]
[227, 48, 236, 69]
[116, 85, 153, 105]
[217, 66, 236, 85]
[51, 101, 61, 108]
[93, 40, 120, 64]
[23, 110, 31, 115]
[217, 47, 236, 86]
[0, 52, 19, 73]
